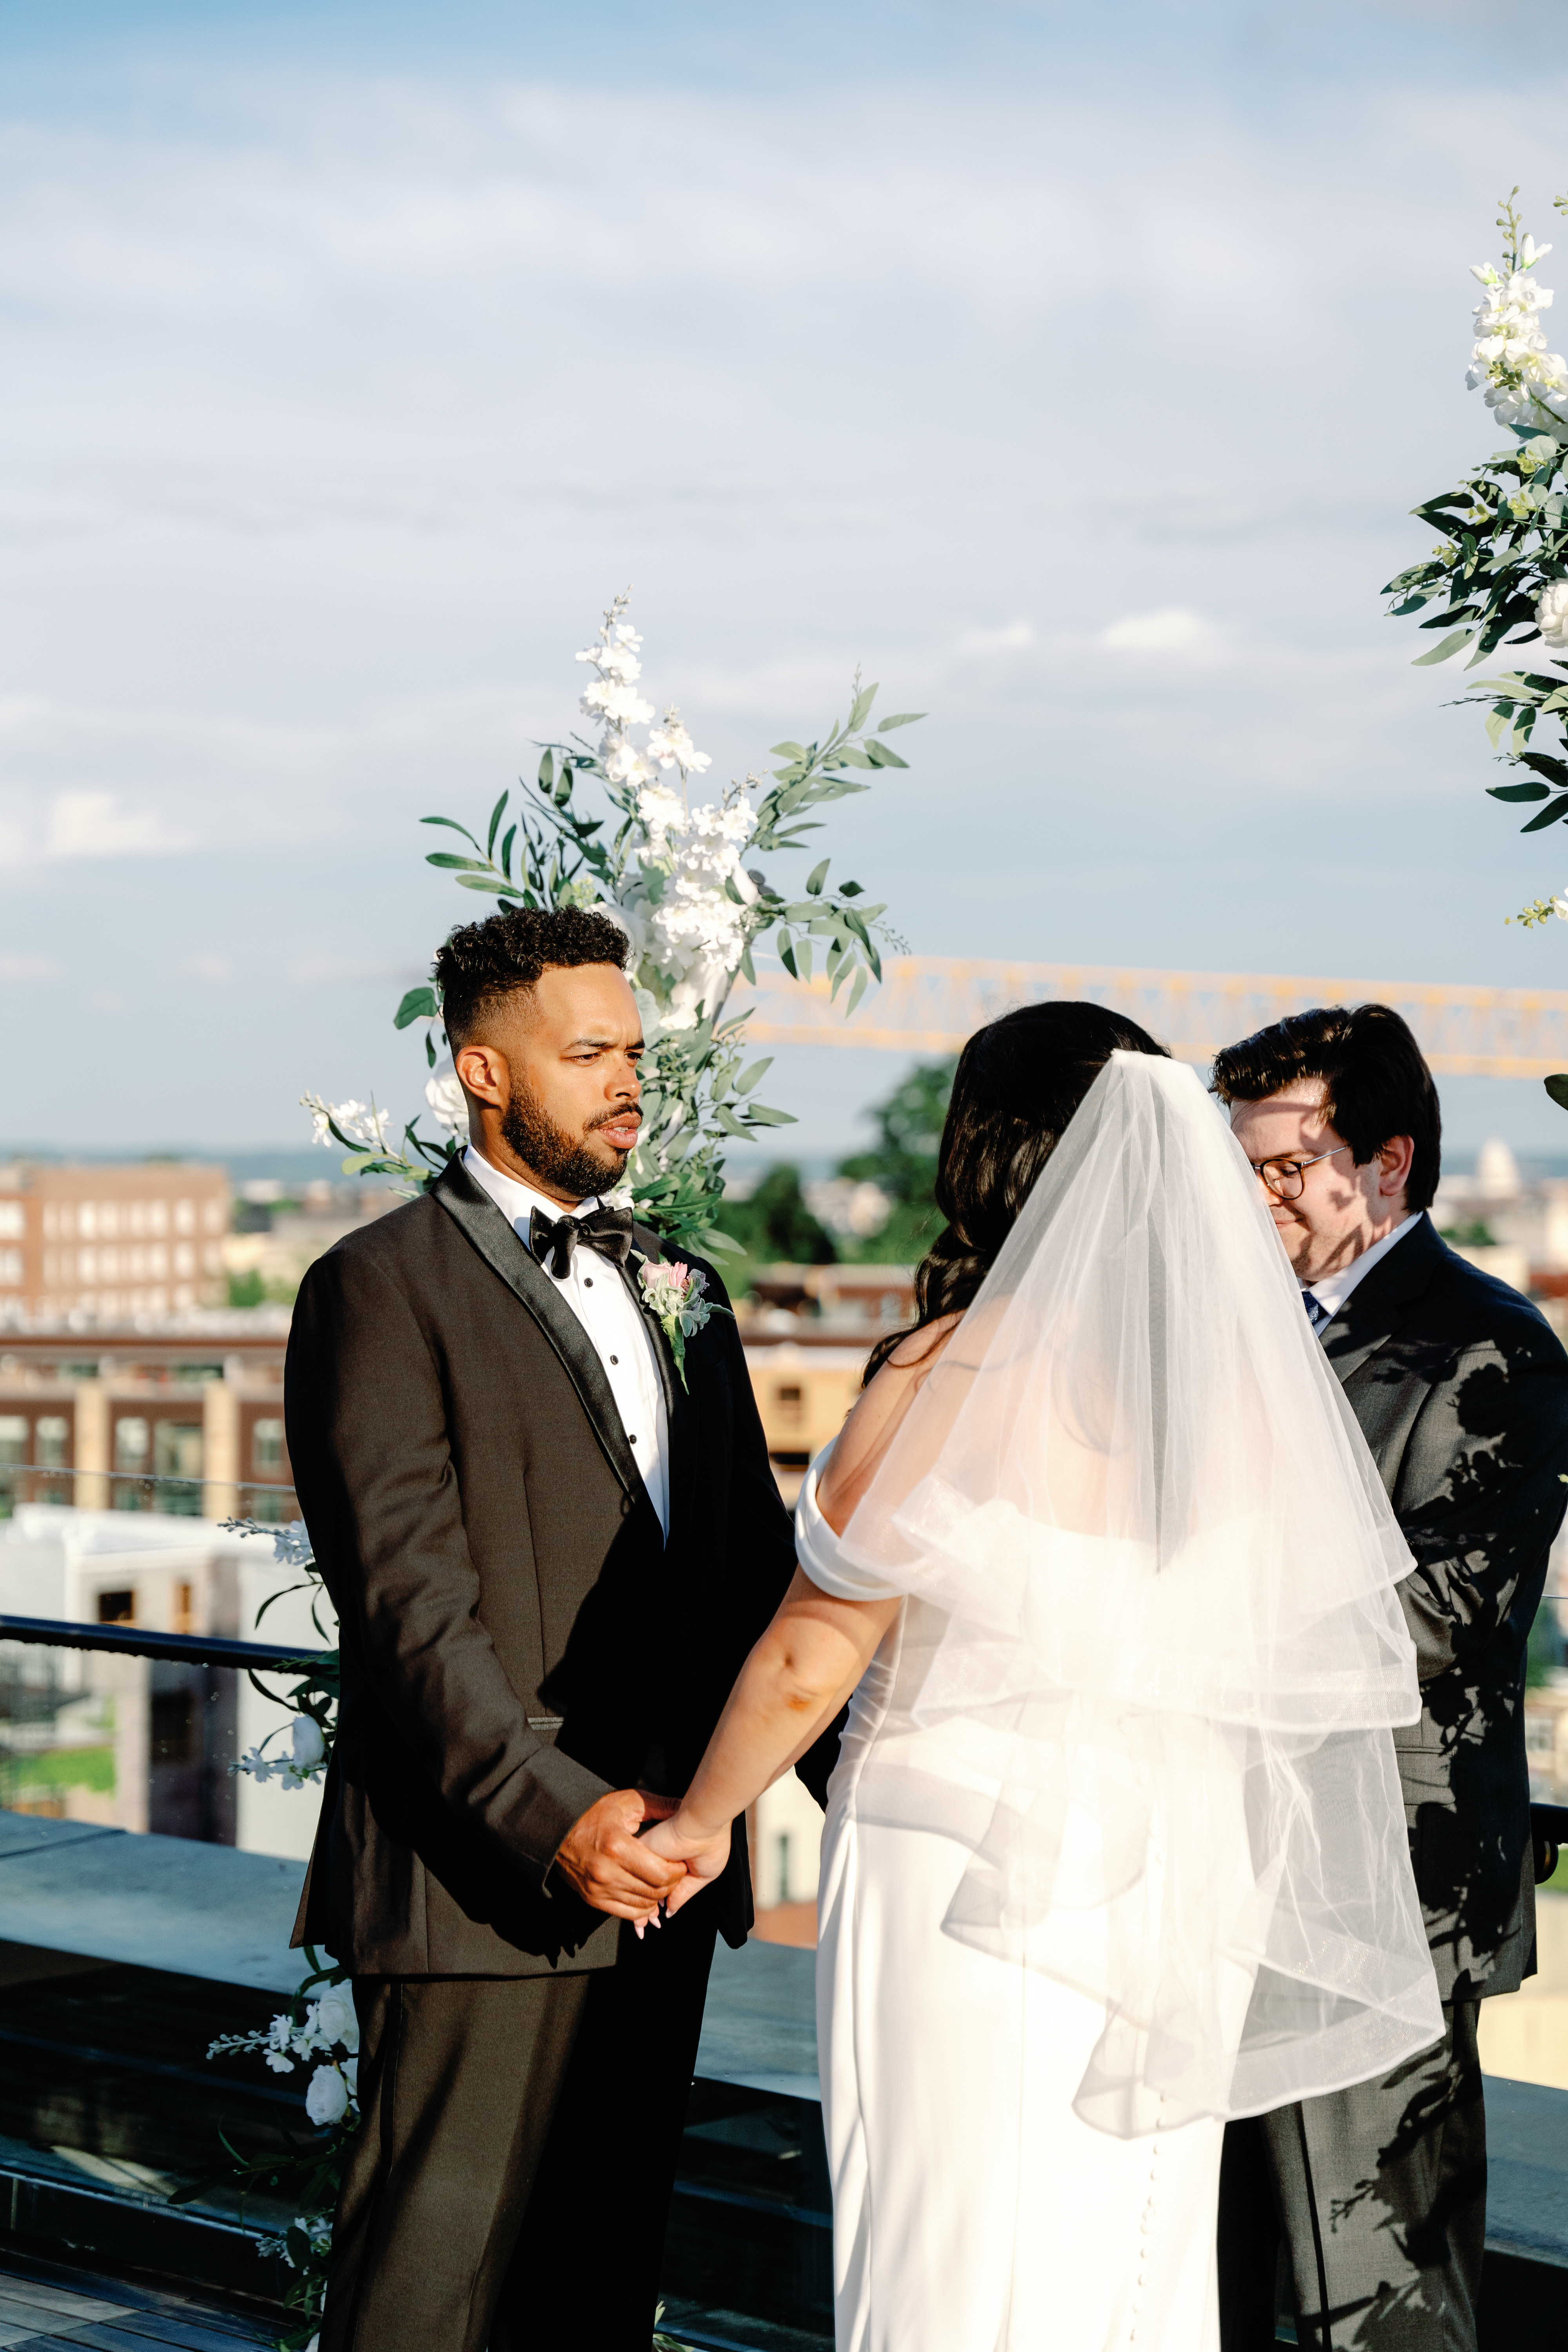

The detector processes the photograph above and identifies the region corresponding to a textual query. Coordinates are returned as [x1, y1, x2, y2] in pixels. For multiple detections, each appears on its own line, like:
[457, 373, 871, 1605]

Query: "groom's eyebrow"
[564, 1034, 644, 1052]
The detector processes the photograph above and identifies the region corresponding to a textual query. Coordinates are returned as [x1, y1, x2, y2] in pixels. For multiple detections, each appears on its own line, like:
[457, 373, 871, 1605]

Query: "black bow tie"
[529, 1203, 635, 1279]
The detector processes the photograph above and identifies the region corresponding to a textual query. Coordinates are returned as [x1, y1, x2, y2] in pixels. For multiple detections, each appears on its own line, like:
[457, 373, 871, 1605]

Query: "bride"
[644, 1004, 1441, 2350]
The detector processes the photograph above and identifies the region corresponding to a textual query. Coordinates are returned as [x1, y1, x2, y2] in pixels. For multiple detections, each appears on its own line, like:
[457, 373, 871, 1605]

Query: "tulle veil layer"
[829, 1051, 1441, 2134]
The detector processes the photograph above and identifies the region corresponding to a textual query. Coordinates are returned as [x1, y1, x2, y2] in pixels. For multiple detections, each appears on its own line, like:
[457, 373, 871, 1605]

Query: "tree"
[713, 1164, 836, 1267]
[835, 1057, 956, 1265]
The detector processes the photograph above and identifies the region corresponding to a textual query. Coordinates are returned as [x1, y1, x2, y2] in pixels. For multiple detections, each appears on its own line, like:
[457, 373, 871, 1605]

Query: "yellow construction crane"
[731, 959, 1568, 1078]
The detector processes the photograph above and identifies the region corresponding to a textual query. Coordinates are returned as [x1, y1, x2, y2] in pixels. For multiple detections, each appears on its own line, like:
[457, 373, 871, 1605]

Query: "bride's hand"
[640, 1813, 731, 1917]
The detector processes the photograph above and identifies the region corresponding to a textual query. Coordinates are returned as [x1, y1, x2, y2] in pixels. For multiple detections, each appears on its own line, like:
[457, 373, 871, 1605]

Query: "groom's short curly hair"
[1210, 1003, 1441, 1212]
[434, 905, 630, 1046]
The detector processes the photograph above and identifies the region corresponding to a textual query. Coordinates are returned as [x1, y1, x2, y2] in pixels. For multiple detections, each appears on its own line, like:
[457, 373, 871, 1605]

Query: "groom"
[284, 904, 798, 2352]
[1212, 1003, 1568, 2352]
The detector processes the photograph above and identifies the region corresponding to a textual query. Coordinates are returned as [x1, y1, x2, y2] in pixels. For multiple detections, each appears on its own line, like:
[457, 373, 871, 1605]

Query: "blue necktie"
[1302, 1289, 1331, 1335]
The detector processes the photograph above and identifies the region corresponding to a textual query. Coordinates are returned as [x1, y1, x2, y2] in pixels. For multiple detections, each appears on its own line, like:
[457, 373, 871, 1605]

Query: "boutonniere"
[635, 1255, 730, 1389]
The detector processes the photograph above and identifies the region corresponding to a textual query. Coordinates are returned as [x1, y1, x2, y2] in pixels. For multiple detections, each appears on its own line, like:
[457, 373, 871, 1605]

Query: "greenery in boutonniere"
[636, 1254, 730, 1388]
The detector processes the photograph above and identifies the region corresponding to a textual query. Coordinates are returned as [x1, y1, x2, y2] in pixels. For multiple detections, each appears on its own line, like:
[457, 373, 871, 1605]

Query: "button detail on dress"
[629, 1434, 637, 1444]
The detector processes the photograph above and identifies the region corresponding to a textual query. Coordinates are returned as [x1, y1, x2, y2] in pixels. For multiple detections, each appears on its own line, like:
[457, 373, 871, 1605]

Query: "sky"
[6, 0, 1568, 1163]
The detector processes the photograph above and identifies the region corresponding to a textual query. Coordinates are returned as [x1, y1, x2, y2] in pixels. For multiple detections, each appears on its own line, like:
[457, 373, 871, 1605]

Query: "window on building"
[113, 1417, 150, 1470]
[252, 1418, 285, 1472]
[34, 1417, 69, 1468]
[0, 1203, 23, 1239]
[0, 1417, 26, 1466]
[154, 1421, 204, 1517]
[174, 1200, 195, 1235]
[172, 1580, 193, 1635]
[1527, 1714, 1555, 1757]
[774, 1384, 804, 1420]
[0, 1250, 22, 1287]
[96, 1589, 135, 1625]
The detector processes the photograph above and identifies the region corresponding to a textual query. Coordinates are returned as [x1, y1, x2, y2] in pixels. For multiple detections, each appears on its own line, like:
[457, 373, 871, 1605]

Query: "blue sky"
[5, 0, 1568, 1161]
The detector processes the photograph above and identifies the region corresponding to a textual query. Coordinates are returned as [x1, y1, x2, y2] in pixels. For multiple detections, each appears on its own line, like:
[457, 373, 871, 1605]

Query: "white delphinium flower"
[1468, 241, 1568, 436]
[624, 797, 759, 1030]
[270, 1518, 314, 1569]
[580, 677, 654, 728]
[300, 1094, 392, 1152]
[1538, 579, 1568, 652]
[646, 708, 712, 776]
[424, 1058, 469, 1137]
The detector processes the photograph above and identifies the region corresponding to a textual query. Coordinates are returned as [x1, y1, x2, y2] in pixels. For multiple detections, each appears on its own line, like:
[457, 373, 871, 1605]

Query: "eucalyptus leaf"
[735, 1058, 773, 1094]
[394, 987, 439, 1029]
[1545, 1074, 1568, 1112]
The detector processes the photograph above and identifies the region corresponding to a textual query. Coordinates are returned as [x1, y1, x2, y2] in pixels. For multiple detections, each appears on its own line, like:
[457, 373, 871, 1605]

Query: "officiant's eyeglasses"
[1248, 1145, 1351, 1201]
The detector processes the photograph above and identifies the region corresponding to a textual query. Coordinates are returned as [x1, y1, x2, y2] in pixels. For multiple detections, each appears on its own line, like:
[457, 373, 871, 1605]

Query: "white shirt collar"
[462, 1145, 598, 1235]
[1303, 1210, 1421, 1322]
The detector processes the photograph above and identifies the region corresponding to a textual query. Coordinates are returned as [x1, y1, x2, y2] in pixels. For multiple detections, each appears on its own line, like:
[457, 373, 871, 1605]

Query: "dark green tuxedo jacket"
[1323, 1211, 1568, 2000]
[284, 1153, 797, 1977]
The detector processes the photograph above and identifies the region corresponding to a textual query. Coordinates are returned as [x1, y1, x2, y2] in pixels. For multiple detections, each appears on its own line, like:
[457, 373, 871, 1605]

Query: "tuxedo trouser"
[318, 1907, 719, 2352]
[1217, 2000, 1484, 2352]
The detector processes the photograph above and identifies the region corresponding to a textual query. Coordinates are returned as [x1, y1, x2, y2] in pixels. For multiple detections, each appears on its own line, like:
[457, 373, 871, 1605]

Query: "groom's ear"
[454, 1038, 510, 1114]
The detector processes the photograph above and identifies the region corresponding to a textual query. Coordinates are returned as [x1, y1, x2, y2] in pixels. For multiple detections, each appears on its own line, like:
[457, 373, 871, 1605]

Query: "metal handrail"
[0, 1463, 298, 1499]
[0, 1613, 320, 1671]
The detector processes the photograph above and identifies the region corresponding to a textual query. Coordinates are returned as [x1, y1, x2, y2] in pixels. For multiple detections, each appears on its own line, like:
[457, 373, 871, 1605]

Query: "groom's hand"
[552, 1788, 685, 1922]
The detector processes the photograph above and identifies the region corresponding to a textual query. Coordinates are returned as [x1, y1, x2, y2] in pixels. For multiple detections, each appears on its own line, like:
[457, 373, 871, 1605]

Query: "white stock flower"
[424, 1059, 469, 1137]
[237, 1744, 279, 1786]
[646, 710, 712, 775]
[601, 730, 655, 789]
[314, 1985, 359, 2052]
[306, 2063, 350, 2127]
[304, 1098, 392, 1152]
[1538, 580, 1568, 653]
[1467, 251, 1568, 434]
[580, 679, 654, 727]
[301, 1094, 333, 1147]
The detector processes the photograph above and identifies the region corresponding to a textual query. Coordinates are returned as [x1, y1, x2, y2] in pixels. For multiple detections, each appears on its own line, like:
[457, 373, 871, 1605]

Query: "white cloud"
[44, 792, 193, 860]
[955, 622, 1035, 658]
[1097, 608, 1226, 659]
[173, 953, 232, 983]
[0, 954, 62, 981]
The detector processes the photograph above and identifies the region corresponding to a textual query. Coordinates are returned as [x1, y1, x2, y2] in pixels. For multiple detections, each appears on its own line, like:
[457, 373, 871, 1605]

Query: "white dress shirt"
[463, 1145, 670, 1537]
[1302, 1210, 1422, 1331]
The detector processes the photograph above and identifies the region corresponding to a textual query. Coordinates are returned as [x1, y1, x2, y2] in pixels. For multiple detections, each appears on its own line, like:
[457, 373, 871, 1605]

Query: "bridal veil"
[828, 1050, 1442, 2135]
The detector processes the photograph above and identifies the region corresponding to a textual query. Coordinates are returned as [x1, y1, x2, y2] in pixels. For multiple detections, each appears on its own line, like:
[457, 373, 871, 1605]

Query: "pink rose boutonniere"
[637, 1256, 730, 1388]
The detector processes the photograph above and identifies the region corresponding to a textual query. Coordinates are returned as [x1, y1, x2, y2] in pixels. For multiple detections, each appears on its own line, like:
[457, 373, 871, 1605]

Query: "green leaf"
[1412, 629, 1475, 666]
[425, 851, 494, 871]
[499, 824, 517, 878]
[456, 872, 523, 893]
[806, 858, 830, 895]
[1521, 750, 1568, 786]
[1520, 797, 1568, 831]
[769, 741, 807, 759]
[1487, 781, 1552, 801]
[394, 986, 439, 1028]
[840, 879, 864, 896]
[863, 740, 909, 768]
[846, 964, 869, 1016]
[743, 1103, 798, 1126]
[1545, 1074, 1568, 1112]
[538, 749, 556, 794]
[848, 682, 878, 733]
[486, 791, 509, 857]
[735, 1057, 773, 1094]
[877, 711, 925, 731]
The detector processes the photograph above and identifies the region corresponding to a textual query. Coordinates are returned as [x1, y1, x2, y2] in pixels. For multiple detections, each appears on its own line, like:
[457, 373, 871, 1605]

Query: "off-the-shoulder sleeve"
[795, 1448, 909, 1602]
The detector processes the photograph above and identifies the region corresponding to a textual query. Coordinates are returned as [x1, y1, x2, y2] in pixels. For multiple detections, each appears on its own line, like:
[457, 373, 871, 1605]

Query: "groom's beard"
[501, 1079, 635, 1203]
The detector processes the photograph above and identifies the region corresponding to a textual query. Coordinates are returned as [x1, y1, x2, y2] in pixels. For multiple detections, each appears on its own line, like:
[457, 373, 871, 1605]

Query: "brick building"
[0, 1161, 230, 1324]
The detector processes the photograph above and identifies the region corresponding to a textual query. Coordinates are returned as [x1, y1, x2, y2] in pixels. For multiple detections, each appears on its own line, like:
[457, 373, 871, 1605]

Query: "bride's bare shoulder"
[881, 1310, 964, 1375]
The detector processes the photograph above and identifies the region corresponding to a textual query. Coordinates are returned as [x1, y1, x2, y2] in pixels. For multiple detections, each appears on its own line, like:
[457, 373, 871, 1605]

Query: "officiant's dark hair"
[434, 906, 631, 1047]
[1210, 1002, 1441, 1212]
[864, 1002, 1169, 1383]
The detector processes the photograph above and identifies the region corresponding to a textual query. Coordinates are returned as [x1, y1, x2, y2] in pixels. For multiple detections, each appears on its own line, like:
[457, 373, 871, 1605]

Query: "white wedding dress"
[791, 1055, 1443, 2352]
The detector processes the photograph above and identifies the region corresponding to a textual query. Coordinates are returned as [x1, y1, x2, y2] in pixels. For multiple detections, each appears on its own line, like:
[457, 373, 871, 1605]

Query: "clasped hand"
[550, 1788, 728, 1927]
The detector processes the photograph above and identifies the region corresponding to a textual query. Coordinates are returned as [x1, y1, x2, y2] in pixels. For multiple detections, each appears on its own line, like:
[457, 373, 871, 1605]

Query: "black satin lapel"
[623, 1228, 697, 1548]
[430, 1160, 650, 1507]
[1321, 1212, 1443, 1389]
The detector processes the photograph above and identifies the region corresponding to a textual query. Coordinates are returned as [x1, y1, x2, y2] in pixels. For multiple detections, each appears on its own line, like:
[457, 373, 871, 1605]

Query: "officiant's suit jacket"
[1324, 1209, 1568, 2001]
[284, 1153, 797, 1978]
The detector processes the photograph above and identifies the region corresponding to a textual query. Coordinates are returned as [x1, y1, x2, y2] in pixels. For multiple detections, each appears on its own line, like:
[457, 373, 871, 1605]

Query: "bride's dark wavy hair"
[863, 1000, 1170, 1383]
